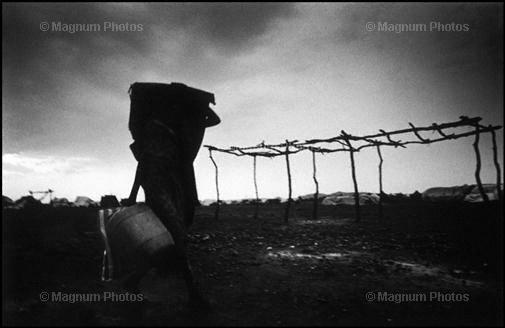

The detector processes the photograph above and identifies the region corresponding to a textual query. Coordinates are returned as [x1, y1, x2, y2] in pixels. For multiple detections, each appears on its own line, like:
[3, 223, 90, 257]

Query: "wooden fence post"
[473, 125, 489, 202]
[376, 145, 384, 219]
[490, 127, 502, 202]
[209, 149, 220, 219]
[312, 150, 319, 220]
[204, 118, 502, 218]
[342, 132, 361, 222]
[284, 141, 292, 224]
[253, 155, 259, 219]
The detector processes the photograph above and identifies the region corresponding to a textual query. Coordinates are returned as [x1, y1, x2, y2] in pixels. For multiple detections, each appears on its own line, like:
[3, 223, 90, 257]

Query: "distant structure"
[100, 195, 120, 208]
[205, 116, 502, 222]
[28, 189, 53, 203]
[13, 196, 41, 209]
[422, 184, 501, 202]
[74, 196, 97, 207]
[265, 198, 282, 205]
[2, 196, 14, 208]
[52, 197, 71, 207]
[120, 198, 131, 206]
[410, 191, 422, 201]
[322, 192, 379, 206]
[464, 184, 501, 202]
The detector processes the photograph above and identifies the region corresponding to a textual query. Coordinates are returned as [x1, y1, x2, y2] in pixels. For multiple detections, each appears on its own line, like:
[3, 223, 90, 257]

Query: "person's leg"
[140, 158, 207, 306]
[179, 254, 209, 309]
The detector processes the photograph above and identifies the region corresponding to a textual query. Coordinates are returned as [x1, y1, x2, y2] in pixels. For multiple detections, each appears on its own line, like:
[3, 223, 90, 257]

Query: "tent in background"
[464, 184, 501, 202]
[13, 196, 41, 209]
[2, 196, 14, 208]
[74, 196, 97, 207]
[322, 192, 379, 206]
[422, 185, 474, 202]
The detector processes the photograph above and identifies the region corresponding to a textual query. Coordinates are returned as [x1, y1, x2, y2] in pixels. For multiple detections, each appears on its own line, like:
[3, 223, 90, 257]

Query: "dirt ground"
[2, 200, 503, 326]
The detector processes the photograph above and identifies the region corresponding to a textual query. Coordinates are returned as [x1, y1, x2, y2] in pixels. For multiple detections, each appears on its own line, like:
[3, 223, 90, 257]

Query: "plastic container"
[105, 203, 174, 268]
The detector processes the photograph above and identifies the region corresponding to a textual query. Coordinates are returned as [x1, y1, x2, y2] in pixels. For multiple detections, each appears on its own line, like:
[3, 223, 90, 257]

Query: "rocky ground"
[2, 200, 503, 326]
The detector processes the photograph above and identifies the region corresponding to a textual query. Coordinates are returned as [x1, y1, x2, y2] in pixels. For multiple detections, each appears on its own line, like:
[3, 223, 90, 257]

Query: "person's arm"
[205, 107, 221, 127]
[126, 164, 142, 205]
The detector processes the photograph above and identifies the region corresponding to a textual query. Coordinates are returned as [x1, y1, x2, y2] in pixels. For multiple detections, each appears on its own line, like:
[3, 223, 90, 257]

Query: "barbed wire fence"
[204, 116, 502, 224]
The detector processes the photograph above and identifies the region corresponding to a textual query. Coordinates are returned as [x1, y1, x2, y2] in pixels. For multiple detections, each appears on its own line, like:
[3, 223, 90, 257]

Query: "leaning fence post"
[342, 131, 361, 222]
[473, 125, 489, 202]
[312, 150, 319, 220]
[209, 149, 220, 219]
[284, 140, 292, 224]
[253, 155, 259, 219]
[376, 145, 384, 219]
[490, 127, 502, 202]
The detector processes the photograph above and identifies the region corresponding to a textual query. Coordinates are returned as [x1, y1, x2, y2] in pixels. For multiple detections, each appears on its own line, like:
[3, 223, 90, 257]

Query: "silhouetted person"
[126, 82, 220, 308]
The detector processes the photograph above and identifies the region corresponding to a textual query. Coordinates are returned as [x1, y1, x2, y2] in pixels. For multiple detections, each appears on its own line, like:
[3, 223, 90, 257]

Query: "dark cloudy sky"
[2, 3, 503, 202]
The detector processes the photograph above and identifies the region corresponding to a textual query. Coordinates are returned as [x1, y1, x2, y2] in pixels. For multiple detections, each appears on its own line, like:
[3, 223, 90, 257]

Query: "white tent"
[422, 185, 474, 202]
[463, 184, 501, 202]
[298, 193, 327, 200]
[322, 192, 379, 206]
[74, 196, 97, 207]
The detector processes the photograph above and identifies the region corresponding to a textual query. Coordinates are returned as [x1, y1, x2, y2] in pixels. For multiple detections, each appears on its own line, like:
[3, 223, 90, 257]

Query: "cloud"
[170, 3, 297, 54]
[326, 3, 503, 122]
[2, 152, 137, 202]
[2, 3, 298, 90]
[2, 153, 95, 175]
[332, 3, 503, 71]
[2, 3, 502, 202]
[2, 3, 298, 155]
